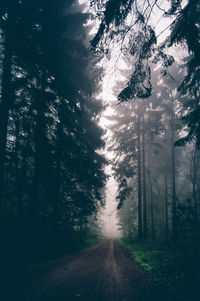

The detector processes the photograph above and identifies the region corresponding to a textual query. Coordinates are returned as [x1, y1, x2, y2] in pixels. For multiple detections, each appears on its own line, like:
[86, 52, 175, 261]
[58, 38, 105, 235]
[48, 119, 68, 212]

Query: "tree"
[0, 0, 106, 249]
[91, 0, 200, 147]
[107, 64, 191, 242]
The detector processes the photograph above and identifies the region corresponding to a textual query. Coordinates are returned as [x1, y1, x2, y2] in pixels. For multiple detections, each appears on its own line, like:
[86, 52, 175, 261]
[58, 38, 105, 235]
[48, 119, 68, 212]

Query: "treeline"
[109, 66, 200, 243]
[0, 0, 106, 252]
[91, 0, 200, 245]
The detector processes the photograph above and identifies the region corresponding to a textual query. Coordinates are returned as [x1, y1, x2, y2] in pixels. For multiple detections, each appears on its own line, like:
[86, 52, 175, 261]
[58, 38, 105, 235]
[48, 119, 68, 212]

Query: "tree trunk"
[149, 177, 155, 240]
[53, 117, 63, 234]
[171, 98, 177, 241]
[30, 70, 47, 233]
[14, 114, 23, 232]
[137, 112, 143, 240]
[0, 3, 14, 220]
[164, 172, 169, 241]
[191, 149, 198, 226]
[142, 113, 147, 240]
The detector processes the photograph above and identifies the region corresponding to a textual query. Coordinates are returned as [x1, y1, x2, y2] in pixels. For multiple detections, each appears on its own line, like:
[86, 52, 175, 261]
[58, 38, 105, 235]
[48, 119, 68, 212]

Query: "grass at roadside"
[120, 239, 200, 301]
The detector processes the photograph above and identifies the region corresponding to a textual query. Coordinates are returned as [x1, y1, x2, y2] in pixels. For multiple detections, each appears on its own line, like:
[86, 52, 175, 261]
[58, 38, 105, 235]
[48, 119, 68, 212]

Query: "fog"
[100, 166, 122, 239]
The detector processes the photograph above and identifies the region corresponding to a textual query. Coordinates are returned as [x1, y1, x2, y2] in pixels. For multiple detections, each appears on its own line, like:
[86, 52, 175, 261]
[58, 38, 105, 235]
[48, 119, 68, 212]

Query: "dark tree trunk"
[137, 112, 143, 240]
[171, 98, 177, 241]
[30, 70, 47, 233]
[14, 114, 23, 232]
[191, 149, 198, 226]
[164, 172, 169, 241]
[142, 113, 147, 240]
[0, 3, 14, 220]
[149, 177, 155, 240]
[53, 117, 63, 234]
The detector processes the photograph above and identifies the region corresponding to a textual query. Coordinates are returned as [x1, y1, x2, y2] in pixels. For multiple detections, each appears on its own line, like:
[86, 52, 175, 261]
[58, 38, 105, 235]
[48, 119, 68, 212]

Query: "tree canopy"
[91, 0, 200, 147]
[0, 0, 107, 252]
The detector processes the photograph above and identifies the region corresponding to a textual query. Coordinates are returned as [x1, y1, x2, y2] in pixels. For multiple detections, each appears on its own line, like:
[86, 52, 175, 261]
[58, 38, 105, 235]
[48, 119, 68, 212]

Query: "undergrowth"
[120, 238, 200, 301]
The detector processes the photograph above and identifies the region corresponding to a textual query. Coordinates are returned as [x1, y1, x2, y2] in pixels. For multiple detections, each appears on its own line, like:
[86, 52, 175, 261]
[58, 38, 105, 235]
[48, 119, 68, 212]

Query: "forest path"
[22, 239, 149, 301]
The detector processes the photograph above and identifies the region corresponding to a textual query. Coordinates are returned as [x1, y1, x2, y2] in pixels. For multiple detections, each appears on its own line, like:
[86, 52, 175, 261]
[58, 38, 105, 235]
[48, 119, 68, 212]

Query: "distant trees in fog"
[91, 0, 200, 244]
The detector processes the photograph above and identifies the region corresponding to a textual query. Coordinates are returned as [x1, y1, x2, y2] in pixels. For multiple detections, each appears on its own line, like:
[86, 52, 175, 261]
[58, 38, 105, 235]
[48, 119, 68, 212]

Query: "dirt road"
[21, 239, 149, 301]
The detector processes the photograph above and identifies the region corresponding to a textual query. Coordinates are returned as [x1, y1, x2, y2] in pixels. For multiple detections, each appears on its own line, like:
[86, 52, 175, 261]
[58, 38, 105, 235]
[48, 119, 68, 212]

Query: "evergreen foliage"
[0, 0, 106, 252]
[108, 66, 200, 243]
[91, 0, 200, 147]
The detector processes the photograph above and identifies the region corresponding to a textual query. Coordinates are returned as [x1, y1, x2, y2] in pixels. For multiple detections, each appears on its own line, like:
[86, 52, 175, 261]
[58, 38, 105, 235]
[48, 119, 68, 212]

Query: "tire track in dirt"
[20, 239, 149, 301]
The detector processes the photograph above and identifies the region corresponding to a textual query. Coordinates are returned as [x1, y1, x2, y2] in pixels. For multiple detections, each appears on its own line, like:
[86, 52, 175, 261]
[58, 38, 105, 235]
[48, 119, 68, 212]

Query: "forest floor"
[120, 239, 200, 301]
[1, 239, 150, 301]
[0, 236, 100, 301]
[1, 238, 200, 301]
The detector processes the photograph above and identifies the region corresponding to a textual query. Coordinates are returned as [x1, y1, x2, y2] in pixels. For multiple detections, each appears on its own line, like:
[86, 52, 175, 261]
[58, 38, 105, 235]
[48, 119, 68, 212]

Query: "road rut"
[21, 239, 149, 301]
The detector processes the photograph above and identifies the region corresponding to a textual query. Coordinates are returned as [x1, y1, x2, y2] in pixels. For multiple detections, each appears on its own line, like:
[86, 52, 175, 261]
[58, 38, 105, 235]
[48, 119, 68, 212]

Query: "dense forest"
[0, 0, 200, 300]
[110, 66, 200, 243]
[91, 0, 200, 246]
[91, 1, 200, 299]
[0, 0, 107, 256]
